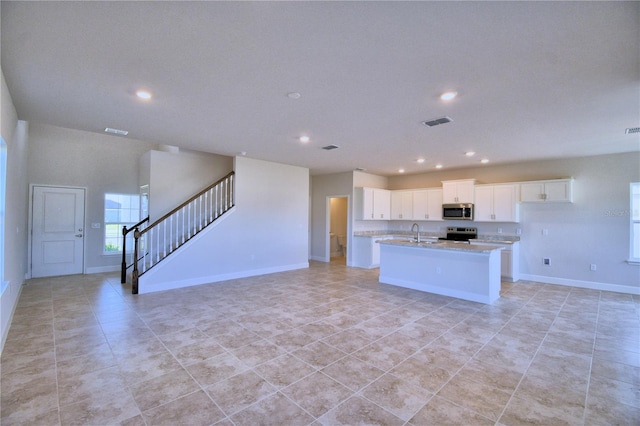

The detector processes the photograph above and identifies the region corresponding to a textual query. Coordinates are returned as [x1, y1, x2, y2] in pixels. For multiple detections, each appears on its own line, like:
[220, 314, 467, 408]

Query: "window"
[104, 193, 140, 253]
[631, 182, 640, 263]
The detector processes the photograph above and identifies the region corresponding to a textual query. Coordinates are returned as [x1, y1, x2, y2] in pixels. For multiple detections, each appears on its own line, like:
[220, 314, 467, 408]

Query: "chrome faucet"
[411, 223, 420, 243]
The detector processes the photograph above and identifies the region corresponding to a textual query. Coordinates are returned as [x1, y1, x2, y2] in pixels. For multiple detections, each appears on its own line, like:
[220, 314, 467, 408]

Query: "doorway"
[328, 196, 348, 264]
[30, 185, 86, 278]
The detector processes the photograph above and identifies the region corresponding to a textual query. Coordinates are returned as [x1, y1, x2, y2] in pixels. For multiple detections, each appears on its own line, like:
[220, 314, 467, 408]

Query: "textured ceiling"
[2, 1, 638, 176]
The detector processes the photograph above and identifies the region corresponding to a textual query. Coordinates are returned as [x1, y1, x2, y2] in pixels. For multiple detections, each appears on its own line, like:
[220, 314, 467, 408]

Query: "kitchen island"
[378, 239, 504, 304]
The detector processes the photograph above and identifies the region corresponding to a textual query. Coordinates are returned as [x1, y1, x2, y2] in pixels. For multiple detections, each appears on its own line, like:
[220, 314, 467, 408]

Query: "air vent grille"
[421, 117, 453, 127]
[322, 144, 340, 150]
[625, 127, 640, 134]
[104, 127, 129, 136]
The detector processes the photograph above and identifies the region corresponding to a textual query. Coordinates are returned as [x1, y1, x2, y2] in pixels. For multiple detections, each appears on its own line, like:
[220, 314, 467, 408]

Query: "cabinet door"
[391, 191, 412, 220]
[520, 182, 545, 202]
[426, 189, 443, 221]
[442, 181, 458, 204]
[493, 185, 518, 222]
[373, 189, 390, 220]
[400, 192, 413, 220]
[474, 186, 494, 221]
[456, 181, 475, 204]
[361, 188, 375, 219]
[545, 181, 572, 202]
[391, 191, 403, 220]
[412, 190, 428, 220]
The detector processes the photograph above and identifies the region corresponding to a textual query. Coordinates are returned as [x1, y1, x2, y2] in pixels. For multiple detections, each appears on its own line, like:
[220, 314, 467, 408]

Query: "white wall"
[1, 70, 29, 351]
[386, 152, 640, 293]
[143, 149, 233, 221]
[310, 172, 353, 262]
[138, 156, 309, 293]
[27, 123, 157, 273]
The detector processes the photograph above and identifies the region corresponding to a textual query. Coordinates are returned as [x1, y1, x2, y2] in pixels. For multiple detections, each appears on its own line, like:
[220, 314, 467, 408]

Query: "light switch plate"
[91, 223, 101, 229]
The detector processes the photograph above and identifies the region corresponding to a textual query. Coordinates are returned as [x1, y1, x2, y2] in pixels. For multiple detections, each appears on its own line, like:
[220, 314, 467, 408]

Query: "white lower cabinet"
[352, 236, 393, 268]
[472, 241, 520, 282]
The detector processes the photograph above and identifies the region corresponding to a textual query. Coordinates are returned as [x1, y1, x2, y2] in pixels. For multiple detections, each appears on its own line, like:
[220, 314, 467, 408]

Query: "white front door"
[31, 186, 85, 278]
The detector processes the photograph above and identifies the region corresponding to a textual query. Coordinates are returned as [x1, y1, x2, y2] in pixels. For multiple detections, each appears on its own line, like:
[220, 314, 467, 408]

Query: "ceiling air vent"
[421, 116, 453, 127]
[625, 127, 640, 134]
[322, 144, 340, 150]
[104, 127, 129, 136]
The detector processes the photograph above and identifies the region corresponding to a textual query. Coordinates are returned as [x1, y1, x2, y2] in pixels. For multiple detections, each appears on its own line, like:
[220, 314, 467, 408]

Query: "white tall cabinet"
[474, 184, 520, 222]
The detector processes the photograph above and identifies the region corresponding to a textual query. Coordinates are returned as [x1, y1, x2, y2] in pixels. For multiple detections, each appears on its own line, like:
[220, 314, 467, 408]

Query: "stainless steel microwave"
[442, 203, 474, 220]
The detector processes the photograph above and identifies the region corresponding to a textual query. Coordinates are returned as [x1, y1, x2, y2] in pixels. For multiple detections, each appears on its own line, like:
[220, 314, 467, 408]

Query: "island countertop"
[377, 238, 504, 253]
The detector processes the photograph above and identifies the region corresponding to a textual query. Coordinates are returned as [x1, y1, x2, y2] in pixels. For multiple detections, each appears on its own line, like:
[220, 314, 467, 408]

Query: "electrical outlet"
[542, 229, 549, 236]
[543, 258, 551, 266]
[590, 264, 597, 271]
[516, 228, 522, 235]
[497, 227, 503, 234]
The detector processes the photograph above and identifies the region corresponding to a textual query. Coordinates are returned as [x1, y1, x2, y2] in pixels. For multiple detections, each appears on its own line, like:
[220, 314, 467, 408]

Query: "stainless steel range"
[439, 227, 478, 243]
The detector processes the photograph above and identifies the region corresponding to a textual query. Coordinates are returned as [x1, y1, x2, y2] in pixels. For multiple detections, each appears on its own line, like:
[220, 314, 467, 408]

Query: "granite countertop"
[354, 230, 520, 244]
[354, 230, 441, 239]
[378, 238, 504, 253]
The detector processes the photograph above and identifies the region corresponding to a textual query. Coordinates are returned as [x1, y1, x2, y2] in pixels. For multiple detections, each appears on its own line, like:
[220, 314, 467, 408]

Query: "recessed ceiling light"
[481, 158, 490, 164]
[299, 136, 310, 143]
[435, 164, 443, 169]
[440, 91, 457, 101]
[287, 92, 301, 99]
[465, 151, 475, 157]
[398, 169, 405, 173]
[136, 90, 152, 100]
[417, 158, 425, 164]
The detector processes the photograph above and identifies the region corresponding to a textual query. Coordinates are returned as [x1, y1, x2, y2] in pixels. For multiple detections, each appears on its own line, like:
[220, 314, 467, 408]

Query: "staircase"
[123, 171, 235, 294]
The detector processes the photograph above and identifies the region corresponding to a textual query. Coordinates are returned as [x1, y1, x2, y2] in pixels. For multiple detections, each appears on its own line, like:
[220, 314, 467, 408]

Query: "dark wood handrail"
[137, 171, 235, 237]
[121, 217, 150, 283]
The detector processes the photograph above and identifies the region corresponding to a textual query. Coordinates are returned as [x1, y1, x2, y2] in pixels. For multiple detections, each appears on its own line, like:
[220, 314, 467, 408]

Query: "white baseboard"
[138, 262, 309, 294]
[85, 265, 121, 274]
[309, 255, 328, 262]
[519, 274, 640, 295]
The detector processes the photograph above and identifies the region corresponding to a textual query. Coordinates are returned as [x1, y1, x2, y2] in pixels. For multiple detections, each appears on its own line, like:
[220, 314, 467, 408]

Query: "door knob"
[75, 234, 83, 238]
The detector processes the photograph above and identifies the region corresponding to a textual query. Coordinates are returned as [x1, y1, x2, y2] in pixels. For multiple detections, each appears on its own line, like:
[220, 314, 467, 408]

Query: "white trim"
[309, 255, 326, 262]
[85, 265, 120, 274]
[1, 280, 23, 352]
[519, 273, 640, 295]
[28, 184, 87, 278]
[138, 262, 309, 294]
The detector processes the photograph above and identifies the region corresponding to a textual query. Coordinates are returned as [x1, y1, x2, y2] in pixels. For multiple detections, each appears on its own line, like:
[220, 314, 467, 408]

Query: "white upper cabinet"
[413, 189, 443, 221]
[390, 190, 413, 220]
[442, 179, 476, 204]
[357, 187, 391, 220]
[474, 184, 520, 222]
[520, 179, 573, 203]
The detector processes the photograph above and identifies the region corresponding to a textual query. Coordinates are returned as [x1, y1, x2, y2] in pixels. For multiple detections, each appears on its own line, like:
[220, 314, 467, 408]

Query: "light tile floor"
[1, 261, 639, 425]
